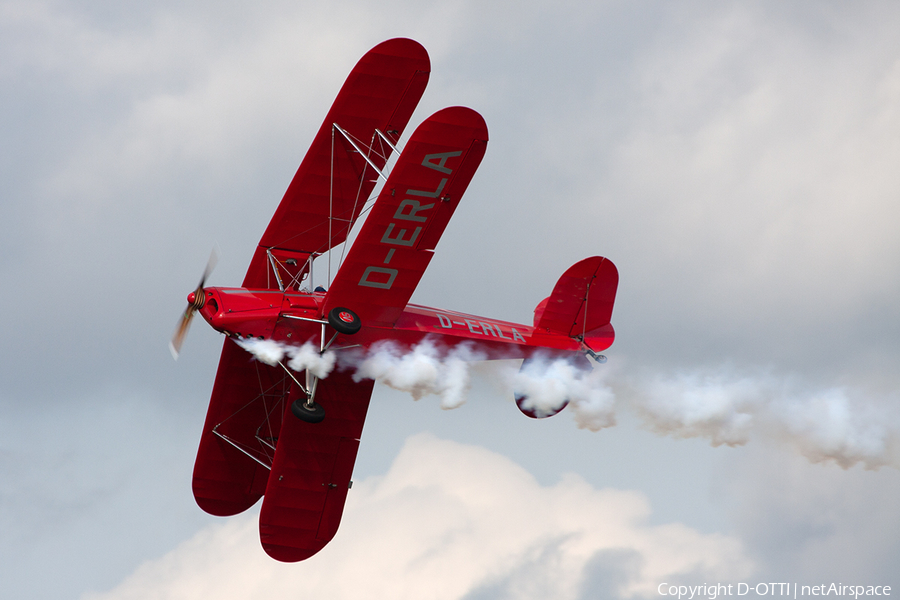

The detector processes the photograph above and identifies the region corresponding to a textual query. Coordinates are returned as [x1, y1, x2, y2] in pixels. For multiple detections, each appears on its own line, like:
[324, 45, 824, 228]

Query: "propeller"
[170, 248, 218, 359]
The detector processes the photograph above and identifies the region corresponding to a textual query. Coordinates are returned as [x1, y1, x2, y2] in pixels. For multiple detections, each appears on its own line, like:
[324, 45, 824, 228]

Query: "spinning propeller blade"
[170, 248, 218, 359]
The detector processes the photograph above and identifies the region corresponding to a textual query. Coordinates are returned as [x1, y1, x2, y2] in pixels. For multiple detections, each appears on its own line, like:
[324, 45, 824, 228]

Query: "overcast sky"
[2, 1, 899, 598]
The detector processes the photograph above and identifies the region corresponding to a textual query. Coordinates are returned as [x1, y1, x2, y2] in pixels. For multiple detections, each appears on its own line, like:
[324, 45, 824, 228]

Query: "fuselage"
[197, 286, 613, 360]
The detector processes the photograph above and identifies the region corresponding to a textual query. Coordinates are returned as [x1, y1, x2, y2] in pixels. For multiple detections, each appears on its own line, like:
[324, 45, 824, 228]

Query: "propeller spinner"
[170, 249, 218, 359]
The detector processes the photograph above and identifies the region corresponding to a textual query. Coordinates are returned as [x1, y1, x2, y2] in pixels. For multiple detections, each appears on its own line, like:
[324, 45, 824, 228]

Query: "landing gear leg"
[281, 307, 362, 424]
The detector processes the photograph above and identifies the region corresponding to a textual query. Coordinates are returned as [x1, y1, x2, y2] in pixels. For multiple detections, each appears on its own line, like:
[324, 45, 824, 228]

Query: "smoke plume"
[511, 355, 616, 431]
[630, 370, 899, 469]
[634, 372, 758, 446]
[349, 339, 486, 410]
[234, 338, 898, 469]
[235, 339, 336, 378]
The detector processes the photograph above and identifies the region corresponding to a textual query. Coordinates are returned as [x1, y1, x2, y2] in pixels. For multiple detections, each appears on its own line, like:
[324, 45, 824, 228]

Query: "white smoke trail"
[234, 338, 284, 365]
[236, 339, 336, 379]
[779, 388, 895, 469]
[630, 370, 899, 469]
[634, 372, 758, 446]
[234, 337, 897, 469]
[351, 339, 486, 409]
[512, 355, 616, 431]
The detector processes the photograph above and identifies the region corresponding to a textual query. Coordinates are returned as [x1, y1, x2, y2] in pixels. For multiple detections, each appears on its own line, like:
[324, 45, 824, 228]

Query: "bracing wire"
[328, 124, 334, 288]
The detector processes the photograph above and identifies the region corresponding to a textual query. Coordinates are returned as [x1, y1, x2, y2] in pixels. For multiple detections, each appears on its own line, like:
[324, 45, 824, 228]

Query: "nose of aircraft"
[170, 249, 218, 359]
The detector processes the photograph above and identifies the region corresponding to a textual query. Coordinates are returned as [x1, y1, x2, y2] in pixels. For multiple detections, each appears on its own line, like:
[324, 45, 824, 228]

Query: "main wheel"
[291, 399, 325, 423]
[328, 307, 361, 335]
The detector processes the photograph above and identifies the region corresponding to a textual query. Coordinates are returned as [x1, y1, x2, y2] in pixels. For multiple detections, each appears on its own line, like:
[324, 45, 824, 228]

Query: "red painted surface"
[322, 106, 488, 329]
[259, 372, 374, 562]
[188, 38, 618, 563]
[192, 339, 283, 516]
[242, 38, 430, 289]
[534, 256, 618, 353]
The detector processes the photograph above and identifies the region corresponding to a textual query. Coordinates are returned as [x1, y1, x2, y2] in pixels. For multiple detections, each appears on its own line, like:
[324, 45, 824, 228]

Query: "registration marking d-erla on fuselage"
[433, 311, 527, 343]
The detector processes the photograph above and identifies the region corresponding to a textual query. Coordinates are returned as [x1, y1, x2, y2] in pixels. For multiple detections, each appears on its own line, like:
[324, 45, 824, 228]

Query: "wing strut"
[333, 124, 390, 182]
[322, 107, 489, 328]
[374, 128, 399, 155]
[212, 428, 274, 471]
[327, 124, 403, 286]
[266, 249, 285, 291]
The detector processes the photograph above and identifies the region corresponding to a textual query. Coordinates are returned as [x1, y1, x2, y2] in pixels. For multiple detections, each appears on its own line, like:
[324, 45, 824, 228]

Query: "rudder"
[533, 256, 618, 352]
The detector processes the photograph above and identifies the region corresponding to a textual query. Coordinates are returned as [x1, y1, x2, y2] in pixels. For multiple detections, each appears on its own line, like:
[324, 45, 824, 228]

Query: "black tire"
[291, 399, 325, 423]
[328, 307, 361, 335]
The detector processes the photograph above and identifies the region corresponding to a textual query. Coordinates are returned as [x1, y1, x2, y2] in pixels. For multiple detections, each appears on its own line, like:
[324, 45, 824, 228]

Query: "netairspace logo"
[657, 583, 892, 600]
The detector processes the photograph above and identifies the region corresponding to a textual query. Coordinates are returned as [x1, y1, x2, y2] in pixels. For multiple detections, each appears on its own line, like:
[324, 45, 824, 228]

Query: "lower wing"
[258, 370, 375, 562]
[192, 338, 286, 516]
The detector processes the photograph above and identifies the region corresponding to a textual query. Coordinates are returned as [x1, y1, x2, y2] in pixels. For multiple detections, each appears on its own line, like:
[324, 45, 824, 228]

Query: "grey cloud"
[3, 1, 900, 597]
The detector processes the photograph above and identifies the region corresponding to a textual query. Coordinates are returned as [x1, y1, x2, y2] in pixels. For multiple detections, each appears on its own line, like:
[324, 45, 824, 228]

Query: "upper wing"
[258, 371, 375, 562]
[322, 106, 488, 328]
[243, 38, 430, 288]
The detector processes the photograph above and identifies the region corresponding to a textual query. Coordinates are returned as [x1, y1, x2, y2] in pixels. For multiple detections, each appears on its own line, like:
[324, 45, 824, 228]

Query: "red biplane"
[172, 38, 618, 562]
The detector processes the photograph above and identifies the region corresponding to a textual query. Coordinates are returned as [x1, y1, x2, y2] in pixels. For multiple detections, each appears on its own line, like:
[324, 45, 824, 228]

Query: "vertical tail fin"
[533, 256, 618, 352]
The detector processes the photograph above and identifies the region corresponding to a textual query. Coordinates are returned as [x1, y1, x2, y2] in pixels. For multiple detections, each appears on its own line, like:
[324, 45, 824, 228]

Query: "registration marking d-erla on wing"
[433, 311, 527, 343]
